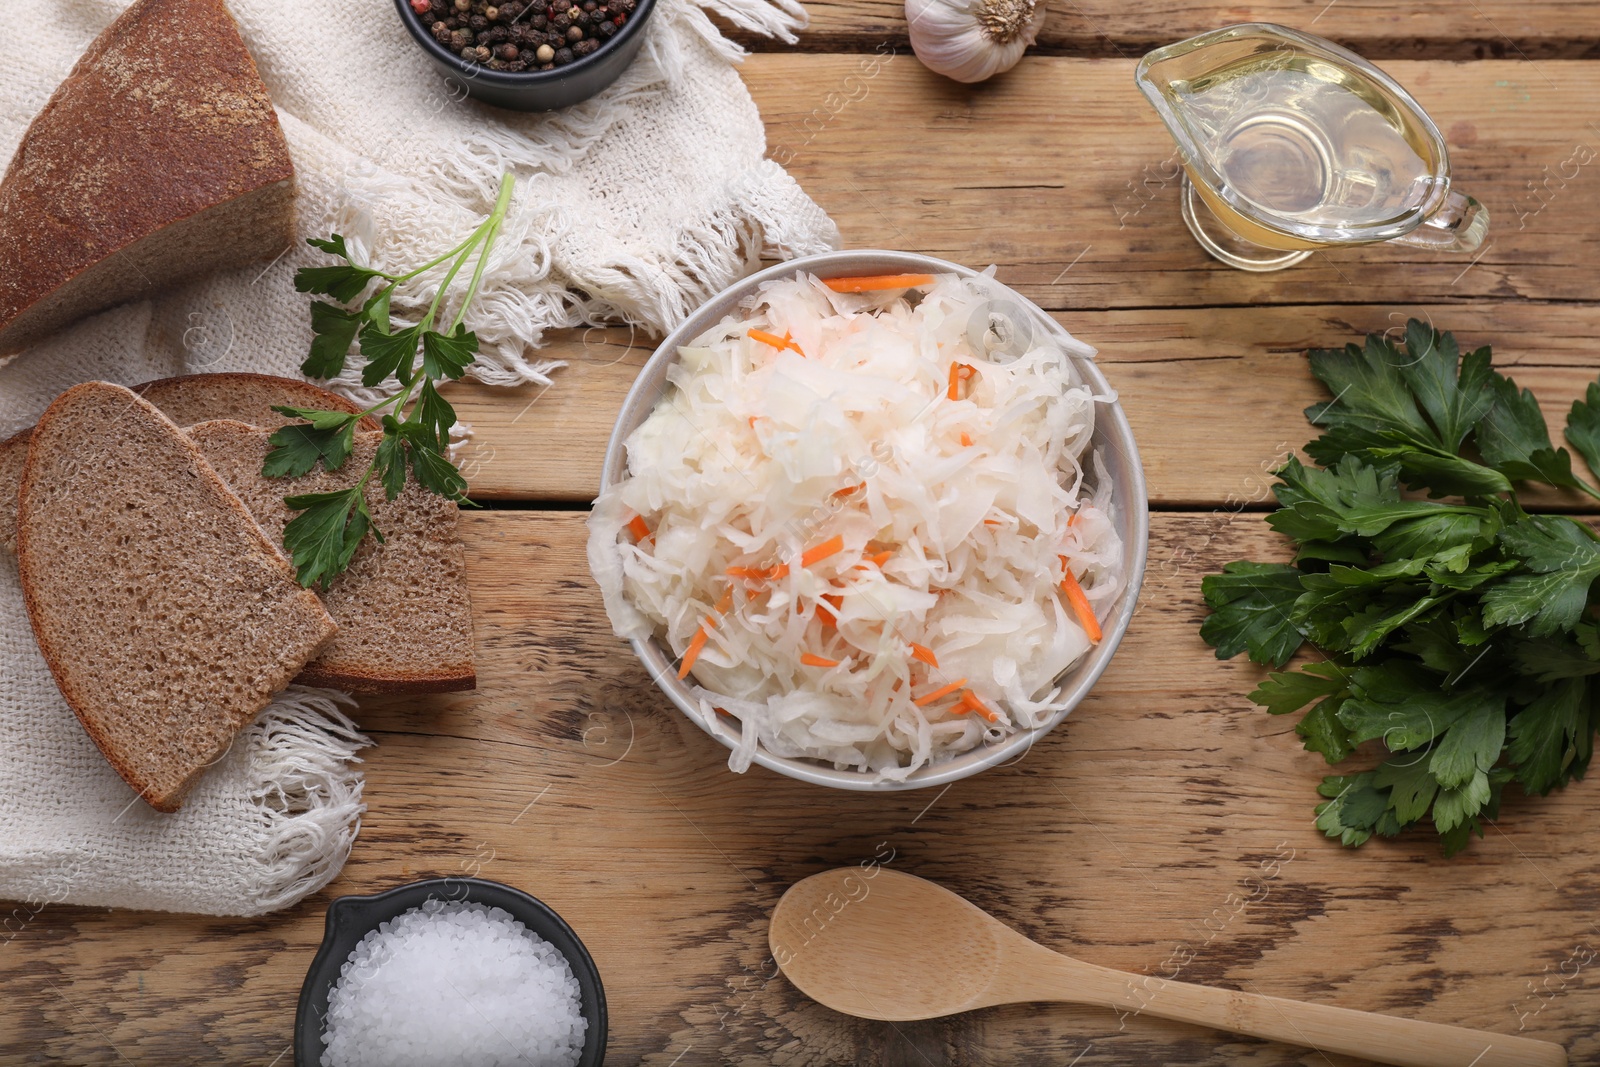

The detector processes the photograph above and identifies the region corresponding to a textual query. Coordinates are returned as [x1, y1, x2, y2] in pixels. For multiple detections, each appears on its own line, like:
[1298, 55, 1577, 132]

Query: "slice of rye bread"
[0, 373, 376, 554]
[188, 421, 477, 694]
[0, 0, 295, 356]
[15, 383, 337, 812]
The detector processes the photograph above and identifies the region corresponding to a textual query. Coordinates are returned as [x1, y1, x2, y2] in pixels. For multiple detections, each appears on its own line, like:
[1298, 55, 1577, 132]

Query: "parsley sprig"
[263, 173, 516, 587]
[1201, 321, 1600, 854]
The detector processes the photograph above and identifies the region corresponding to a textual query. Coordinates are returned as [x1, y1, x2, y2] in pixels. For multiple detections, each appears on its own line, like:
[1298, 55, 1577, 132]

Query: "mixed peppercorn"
[409, 0, 638, 71]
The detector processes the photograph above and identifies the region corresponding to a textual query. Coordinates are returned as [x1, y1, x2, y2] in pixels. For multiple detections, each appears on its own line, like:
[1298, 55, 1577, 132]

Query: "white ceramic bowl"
[598, 250, 1149, 790]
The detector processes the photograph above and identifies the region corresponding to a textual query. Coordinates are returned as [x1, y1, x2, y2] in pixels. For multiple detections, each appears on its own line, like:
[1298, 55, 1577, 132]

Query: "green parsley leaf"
[375, 429, 409, 501]
[1566, 378, 1600, 483]
[1476, 371, 1587, 491]
[1373, 755, 1439, 825]
[304, 301, 363, 380]
[1394, 321, 1496, 452]
[1512, 634, 1600, 684]
[263, 418, 359, 478]
[281, 486, 375, 588]
[1430, 770, 1492, 835]
[1314, 772, 1386, 847]
[1302, 322, 1506, 496]
[414, 380, 456, 453]
[1481, 515, 1600, 636]
[1249, 661, 1355, 763]
[1427, 691, 1506, 790]
[306, 235, 355, 258]
[421, 325, 479, 381]
[1249, 660, 1348, 715]
[1303, 334, 1434, 460]
[407, 435, 470, 502]
[1337, 662, 1472, 750]
[1199, 562, 1306, 668]
[294, 263, 388, 304]
[363, 284, 394, 332]
[270, 406, 363, 431]
[359, 322, 422, 388]
[1506, 679, 1592, 793]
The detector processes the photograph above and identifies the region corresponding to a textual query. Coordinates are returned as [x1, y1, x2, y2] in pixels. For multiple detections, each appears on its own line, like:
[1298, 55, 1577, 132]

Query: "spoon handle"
[1064, 961, 1566, 1067]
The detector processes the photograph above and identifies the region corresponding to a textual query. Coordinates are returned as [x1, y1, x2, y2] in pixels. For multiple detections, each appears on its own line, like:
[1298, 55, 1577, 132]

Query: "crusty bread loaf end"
[0, 0, 295, 356]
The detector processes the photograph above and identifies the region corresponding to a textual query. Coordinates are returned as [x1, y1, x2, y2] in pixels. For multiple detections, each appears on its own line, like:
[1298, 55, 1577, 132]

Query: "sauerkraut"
[588, 270, 1123, 780]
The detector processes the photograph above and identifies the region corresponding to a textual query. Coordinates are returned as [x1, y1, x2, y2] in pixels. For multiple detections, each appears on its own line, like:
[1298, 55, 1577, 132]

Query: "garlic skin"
[905, 0, 1046, 84]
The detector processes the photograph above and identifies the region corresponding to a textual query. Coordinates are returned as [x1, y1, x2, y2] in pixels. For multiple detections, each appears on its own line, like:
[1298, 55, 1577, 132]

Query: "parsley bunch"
[1201, 320, 1600, 854]
[263, 173, 515, 587]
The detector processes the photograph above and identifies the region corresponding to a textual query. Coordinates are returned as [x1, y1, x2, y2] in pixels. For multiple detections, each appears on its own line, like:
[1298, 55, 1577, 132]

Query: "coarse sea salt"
[321, 899, 587, 1067]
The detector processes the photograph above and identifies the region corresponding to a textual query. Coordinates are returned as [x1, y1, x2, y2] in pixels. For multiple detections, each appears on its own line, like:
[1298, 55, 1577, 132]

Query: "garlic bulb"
[905, 0, 1047, 84]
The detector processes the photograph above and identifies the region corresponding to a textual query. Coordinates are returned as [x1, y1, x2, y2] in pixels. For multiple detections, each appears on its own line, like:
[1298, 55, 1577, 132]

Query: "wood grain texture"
[746, 56, 1600, 309]
[3, 512, 1596, 1065]
[446, 304, 1600, 507]
[738, 0, 1600, 59]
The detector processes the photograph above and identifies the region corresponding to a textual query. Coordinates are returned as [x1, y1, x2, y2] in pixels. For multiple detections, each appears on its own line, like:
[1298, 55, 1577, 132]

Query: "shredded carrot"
[959, 432, 973, 447]
[867, 550, 893, 566]
[909, 642, 939, 668]
[817, 603, 837, 628]
[801, 535, 845, 568]
[1068, 512, 1080, 527]
[955, 690, 1000, 722]
[822, 273, 936, 293]
[678, 588, 735, 679]
[626, 515, 652, 542]
[831, 482, 866, 500]
[913, 678, 970, 706]
[983, 519, 1001, 526]
[748, 416, 758, 429]
[947, 362, 976, 401]
[1060, 567, 1102, 644]
[801, 653, 840, 667]
[714, 706, 734, 717]
[678, 625, 711, 679]
[748, 328, 804, 356]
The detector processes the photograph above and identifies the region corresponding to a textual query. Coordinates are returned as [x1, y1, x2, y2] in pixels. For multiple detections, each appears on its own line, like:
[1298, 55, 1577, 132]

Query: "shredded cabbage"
[588, 270, 1124, 780]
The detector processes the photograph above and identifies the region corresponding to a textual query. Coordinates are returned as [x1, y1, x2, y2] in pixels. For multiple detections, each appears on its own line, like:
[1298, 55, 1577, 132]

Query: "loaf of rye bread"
[0, 373, 374, 553]
[188, 421, 477, 693]
[0, 0, 295, 356]
[15, 383, 337, 812]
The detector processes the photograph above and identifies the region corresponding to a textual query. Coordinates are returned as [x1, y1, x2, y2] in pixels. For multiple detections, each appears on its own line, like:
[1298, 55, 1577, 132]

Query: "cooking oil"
[1160, 52, 1448, 249]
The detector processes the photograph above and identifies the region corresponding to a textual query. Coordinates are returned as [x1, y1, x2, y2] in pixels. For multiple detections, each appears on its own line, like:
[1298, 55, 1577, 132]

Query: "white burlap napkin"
[0, 0, 838, 915]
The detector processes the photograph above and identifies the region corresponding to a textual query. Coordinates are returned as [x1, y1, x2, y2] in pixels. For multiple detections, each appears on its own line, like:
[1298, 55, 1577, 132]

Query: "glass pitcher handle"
[1391, 190, 1490, 252]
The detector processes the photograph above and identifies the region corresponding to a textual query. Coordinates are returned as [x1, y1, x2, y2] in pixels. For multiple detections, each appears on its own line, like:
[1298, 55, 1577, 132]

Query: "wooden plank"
[5, 511, 1597, 1064]
[745, 56, 1600, 308]
[448, 303, 1600, 506]
[748, 0, 1600, 59]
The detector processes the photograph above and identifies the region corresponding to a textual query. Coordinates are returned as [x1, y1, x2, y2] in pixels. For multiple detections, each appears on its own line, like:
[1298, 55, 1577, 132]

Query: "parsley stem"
[420, 223, 482, 337]
[388, 225, 491, 285]
[452, 173, 515, 333]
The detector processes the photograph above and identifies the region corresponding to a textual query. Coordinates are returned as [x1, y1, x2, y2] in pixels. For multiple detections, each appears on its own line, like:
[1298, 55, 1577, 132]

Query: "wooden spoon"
[770, 868, 1567, 1067]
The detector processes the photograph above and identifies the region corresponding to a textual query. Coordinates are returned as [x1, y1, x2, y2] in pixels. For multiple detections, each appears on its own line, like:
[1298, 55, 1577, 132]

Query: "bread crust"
[0, 373, 377, 555]
[15, 382, 336, 812]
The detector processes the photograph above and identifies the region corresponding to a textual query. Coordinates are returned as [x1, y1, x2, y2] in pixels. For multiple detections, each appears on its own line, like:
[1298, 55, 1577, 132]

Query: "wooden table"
[8, 3, 1600, 1064]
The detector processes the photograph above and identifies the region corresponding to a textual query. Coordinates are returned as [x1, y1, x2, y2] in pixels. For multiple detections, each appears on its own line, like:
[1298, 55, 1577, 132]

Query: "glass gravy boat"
[1135, 23, 1488, 271]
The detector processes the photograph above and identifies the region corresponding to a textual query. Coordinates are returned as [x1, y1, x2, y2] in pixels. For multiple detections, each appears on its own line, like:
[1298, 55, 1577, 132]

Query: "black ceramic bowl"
[395, 0, 657, 111]
[294, 877, 607, 1067]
